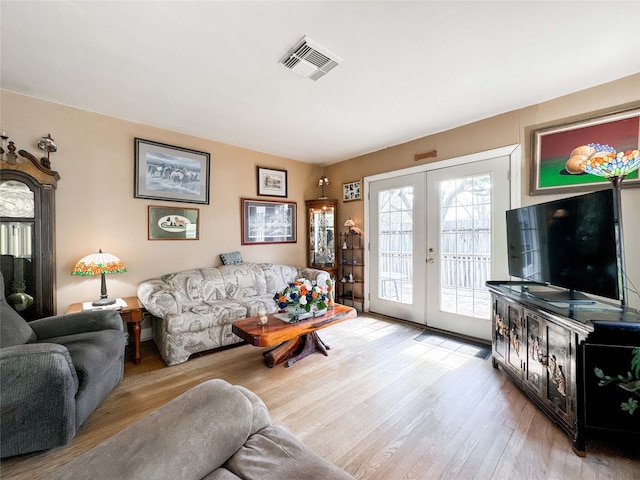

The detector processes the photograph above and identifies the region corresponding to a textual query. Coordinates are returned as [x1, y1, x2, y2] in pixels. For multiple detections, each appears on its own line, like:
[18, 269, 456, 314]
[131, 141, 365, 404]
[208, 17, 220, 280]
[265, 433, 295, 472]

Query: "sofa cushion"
[0, 303, 37, 347]
[165, 301, 247, 335]
[219, 251, 243, 265]
[162, 268, 226, 303]
[202, 468, 242, 480]
[261, 263, 299, 294]
[1, 269, 37, 347]
[219, 263, 267, 299]
[236, 295, 279, 318]
[224, 424, 355, 480]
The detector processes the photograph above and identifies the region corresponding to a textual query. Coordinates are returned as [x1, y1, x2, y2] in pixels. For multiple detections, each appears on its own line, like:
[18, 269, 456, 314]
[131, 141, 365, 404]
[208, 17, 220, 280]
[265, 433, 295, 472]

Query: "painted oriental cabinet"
[488, 281, 640, 455]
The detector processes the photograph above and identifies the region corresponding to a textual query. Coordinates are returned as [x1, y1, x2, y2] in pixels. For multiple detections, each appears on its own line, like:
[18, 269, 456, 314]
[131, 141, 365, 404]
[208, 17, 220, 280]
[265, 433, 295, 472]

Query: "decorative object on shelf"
[344, 218, 361, 235]
[72, 250, 127, 306]
[134, 137, 210, 205]
[317, 175, 331, 199]
[326, 278, 334, 309]
[1, 140, 17, 165]
[7, 261, 33, 312]
[0, 128, 8, 162]
[36, 133, 57, 169]
[148, 205, 200, 240]
[568, 142, 640, 308]
[242, 198, 297, 245]
[273, 278, 328, 322]
[342, 179, 361, 201]
[257, 305, 268, 325]
[530, 107, 639, 195]
[257, 166, 288, 197]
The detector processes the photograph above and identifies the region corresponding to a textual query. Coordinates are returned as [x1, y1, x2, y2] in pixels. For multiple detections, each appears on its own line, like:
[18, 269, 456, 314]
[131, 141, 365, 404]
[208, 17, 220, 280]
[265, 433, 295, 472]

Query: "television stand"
[486, 281, 640, 456]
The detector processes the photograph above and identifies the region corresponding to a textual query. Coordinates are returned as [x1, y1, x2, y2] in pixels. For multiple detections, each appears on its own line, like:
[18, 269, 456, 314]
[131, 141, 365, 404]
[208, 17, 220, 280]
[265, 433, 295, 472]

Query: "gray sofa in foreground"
[0, 272, 125, 458]
[137, 262, 330, 366]
[47, 379, 355, 480]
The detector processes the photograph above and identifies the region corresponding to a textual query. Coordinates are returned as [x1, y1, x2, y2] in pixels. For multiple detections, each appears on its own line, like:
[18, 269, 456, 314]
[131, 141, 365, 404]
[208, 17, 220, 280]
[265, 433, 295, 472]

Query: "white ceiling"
[1, 1, 639, 165]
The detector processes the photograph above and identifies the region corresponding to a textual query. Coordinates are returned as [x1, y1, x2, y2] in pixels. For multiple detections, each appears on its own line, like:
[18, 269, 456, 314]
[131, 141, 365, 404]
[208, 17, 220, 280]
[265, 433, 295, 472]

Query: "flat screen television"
[505, 189, 621, 303]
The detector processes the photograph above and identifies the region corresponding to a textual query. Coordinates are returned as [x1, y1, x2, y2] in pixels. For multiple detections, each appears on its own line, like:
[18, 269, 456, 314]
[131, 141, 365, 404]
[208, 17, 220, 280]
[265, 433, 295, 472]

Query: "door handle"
[427, 247, 435, 264]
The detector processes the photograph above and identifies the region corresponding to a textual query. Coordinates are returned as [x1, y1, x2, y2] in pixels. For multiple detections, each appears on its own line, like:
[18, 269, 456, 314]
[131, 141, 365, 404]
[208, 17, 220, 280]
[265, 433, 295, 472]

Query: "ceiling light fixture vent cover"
[280, 36, 343, 81]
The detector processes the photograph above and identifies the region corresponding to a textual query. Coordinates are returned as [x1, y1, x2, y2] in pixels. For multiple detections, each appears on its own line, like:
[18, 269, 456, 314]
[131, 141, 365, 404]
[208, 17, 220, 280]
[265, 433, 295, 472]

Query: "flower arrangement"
[273, 278, 328, 317]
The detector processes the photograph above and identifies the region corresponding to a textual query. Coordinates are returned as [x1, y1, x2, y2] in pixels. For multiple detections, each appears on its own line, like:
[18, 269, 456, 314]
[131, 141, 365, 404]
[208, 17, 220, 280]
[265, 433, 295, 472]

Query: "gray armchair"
[0, 272, 126, 458]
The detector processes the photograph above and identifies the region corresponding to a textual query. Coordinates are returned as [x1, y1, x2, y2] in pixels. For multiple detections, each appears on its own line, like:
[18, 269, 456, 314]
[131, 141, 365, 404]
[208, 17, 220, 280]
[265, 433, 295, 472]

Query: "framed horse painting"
[134, 138, 210, 204]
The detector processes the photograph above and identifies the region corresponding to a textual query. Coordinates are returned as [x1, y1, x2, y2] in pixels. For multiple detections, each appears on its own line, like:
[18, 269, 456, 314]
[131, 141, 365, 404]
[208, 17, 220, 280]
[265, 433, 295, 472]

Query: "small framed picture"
[342, 180, 362, 202]
[257, 167, 288, 197]
[148, 205, 199, 240]
[135, 138, 210, 204]
[241, 198, 296, 245]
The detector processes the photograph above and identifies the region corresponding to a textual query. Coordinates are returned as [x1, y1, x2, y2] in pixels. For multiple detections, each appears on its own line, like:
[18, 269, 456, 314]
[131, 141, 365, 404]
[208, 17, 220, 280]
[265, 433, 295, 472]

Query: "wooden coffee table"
[232, 304, 357, 367]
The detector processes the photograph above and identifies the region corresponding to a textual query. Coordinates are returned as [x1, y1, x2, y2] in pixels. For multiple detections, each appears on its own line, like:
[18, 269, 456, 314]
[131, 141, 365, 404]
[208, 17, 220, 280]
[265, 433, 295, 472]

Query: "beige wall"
[323, 73, 640, 309]
[3, 73, 640, 313]
[1, 89, 321, 312]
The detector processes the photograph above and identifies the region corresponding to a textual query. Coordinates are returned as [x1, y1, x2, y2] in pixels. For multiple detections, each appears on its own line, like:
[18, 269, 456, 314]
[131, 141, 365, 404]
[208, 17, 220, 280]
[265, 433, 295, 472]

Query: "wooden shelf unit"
[338, 231, 364, 308]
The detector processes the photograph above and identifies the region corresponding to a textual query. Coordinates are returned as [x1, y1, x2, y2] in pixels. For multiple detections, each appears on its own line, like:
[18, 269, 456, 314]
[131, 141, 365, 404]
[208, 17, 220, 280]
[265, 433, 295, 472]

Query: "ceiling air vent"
[280, 36, 343, 81]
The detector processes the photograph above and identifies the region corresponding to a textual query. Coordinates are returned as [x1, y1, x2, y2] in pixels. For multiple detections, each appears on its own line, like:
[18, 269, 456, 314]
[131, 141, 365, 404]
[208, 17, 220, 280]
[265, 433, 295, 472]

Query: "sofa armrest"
[47, 379, 271, 480]
[298, 268, 331, 288]
[137, 279, 181, 319]
[0, 344, 79, 457]
[30, 310, 123, 340]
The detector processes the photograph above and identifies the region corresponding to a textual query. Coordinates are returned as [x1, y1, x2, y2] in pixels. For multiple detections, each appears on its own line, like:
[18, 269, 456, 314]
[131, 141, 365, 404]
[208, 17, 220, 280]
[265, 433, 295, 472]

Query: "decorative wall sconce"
[37, 133, 57, 169]
[317, 175, 331, 199]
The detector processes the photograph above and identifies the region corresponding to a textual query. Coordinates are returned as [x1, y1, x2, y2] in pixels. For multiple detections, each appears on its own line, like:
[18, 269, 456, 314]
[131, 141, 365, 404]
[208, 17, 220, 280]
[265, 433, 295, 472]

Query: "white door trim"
[363, 144, 521, 312]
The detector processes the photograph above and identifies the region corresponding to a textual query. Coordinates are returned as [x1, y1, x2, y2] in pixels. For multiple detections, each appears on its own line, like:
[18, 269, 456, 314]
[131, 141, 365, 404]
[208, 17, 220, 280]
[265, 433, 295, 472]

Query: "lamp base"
[92, 297, 116, 307]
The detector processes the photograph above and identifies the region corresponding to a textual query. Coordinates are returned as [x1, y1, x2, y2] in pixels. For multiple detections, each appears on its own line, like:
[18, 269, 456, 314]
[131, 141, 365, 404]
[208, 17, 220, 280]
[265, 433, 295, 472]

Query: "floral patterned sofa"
[137, 263, 329, 366]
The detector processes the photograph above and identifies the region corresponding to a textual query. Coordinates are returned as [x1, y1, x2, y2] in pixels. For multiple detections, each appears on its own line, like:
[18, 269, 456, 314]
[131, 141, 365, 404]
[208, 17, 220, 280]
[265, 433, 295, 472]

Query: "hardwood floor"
[2, 313, 638, 479]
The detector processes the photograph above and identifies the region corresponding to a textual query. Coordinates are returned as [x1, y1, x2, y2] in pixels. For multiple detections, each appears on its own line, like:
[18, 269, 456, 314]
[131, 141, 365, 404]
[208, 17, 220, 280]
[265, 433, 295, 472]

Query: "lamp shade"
[317, 175, 331, 187]
[566, 143, 640, 178]
[344, 218, 356, 228]
[72, 250, 127, 276]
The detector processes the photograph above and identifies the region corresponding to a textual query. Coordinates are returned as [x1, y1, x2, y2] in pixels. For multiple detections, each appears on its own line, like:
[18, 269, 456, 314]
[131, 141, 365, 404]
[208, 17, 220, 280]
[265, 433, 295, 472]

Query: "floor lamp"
[567, 144, 640, 308]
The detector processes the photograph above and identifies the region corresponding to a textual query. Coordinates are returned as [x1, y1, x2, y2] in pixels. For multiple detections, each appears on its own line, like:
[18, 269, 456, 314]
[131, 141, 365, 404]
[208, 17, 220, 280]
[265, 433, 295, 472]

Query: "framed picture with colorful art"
[530, 108, 640, 195]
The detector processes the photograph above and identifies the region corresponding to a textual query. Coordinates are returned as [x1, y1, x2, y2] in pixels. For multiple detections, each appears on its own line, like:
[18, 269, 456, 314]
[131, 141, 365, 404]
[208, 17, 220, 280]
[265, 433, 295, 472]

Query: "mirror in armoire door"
[0, 136, 60, 320]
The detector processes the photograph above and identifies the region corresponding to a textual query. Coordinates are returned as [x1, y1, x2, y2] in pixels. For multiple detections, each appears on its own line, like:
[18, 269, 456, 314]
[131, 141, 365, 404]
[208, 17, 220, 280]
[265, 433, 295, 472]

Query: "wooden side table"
[66, 296, 147, 364]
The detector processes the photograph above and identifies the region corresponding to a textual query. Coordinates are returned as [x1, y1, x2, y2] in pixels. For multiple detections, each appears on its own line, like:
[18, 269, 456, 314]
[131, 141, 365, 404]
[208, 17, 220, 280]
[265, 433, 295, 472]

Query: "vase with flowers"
[273, 278, 328, 322]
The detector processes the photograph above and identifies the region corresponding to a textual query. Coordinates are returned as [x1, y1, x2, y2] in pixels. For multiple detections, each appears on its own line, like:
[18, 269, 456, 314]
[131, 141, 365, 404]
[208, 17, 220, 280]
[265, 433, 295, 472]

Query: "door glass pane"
[439, 174, 492, 319]
[378, 186, 414, 304]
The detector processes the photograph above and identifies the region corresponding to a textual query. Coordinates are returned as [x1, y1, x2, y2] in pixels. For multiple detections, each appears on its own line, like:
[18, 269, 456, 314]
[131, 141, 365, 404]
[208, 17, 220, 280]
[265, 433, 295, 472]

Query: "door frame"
[363, 144, 521, 312]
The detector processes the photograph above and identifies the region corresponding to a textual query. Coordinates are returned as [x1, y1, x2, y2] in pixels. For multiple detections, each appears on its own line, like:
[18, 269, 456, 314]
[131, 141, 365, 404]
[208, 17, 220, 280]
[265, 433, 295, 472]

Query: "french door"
[425, 157, 511, 340]
[369, 173, 427, 323]
[367, 148, 516, 340]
